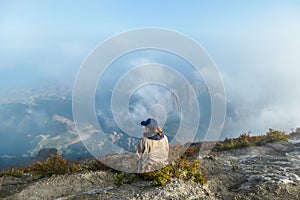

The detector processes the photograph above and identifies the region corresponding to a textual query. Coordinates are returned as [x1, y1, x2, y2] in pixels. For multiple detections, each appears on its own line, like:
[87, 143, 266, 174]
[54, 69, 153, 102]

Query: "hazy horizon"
[1, 1, 300, 166]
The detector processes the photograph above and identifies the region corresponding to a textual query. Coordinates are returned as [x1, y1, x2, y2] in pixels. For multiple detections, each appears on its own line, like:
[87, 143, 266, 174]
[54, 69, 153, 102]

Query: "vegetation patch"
[0, 156, 109, 178]
[25, 154, 79, 177]
[114, 172, 136, 185]
[0, 167, 24, 177]
[81, 159, 110, 171]
[141, 157, 207, 186]
[0, 128, 290, 188]
[213, 129, 290, 151]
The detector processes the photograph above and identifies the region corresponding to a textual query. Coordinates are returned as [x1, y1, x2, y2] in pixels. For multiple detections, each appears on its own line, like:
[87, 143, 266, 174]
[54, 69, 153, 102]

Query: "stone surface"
[1, 138, 299, 200]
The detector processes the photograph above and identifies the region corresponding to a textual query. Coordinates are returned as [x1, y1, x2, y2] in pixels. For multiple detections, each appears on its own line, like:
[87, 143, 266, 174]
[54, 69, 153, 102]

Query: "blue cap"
[141, 118, 158, 129]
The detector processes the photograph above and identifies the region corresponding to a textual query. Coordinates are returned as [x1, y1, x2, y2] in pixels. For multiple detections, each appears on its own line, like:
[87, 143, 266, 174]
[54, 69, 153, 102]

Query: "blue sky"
[1, 0, 300, 134]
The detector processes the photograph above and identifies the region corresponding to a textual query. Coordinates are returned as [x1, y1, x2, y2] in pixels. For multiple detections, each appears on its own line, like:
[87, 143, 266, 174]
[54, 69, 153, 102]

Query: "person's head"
[141, 118, 163, 136]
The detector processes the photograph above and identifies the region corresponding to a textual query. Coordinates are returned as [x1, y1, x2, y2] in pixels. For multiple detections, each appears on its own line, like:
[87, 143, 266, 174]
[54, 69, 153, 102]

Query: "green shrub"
[229, 160, 241, 171]
[232, 165, 241, 171]
[114, 172, 136, 185]
[0, 167, 24, 177]
[142, 157, 207, 186]
[29, 154, 79, 177]
[213, 129, 290, 151]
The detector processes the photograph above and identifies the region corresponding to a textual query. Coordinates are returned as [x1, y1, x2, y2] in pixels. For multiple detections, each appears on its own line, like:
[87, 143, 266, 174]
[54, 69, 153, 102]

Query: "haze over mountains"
[0, 49, 298, 169]
[0, 74, 240, 169]
[0, 81, 86, 168]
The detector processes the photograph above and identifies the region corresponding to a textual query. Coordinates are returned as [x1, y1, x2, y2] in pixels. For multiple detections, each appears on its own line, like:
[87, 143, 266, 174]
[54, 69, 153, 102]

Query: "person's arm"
[136, 138, 145, 156]
[166, 136, 169, 152]
[135, 138, 147, 172]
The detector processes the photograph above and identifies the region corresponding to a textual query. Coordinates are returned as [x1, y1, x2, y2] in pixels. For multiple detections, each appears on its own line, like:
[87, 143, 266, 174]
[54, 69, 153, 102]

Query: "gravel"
[2, 139, 300, 200]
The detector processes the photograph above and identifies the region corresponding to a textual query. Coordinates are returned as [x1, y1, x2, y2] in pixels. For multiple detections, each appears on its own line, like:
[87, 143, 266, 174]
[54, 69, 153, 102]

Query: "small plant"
[232, 165, 241, 171]
[142, 165, 173, 186]
[204, 152, 217, 161]
[114, 172, 136, 185]
[0, 167, 24, 177]
[29, 154, 79, 177]
[262, 129, 290, 143]
[142, 157, 207, 186]
[229, 160, 241, 171]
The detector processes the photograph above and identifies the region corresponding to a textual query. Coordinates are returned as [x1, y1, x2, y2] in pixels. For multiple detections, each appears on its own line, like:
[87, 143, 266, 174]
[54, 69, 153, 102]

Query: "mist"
[1, 1, 300, 141]
[210, 17, 300, 136]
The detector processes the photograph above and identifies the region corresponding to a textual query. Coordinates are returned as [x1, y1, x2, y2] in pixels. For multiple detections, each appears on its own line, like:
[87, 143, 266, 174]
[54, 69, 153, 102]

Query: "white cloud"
[0, 154, 16, 159]
[207, 8, 300, 136]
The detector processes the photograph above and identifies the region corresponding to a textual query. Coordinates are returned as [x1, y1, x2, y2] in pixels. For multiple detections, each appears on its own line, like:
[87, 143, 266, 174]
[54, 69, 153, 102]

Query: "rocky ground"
[1, 135, 299, 200]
